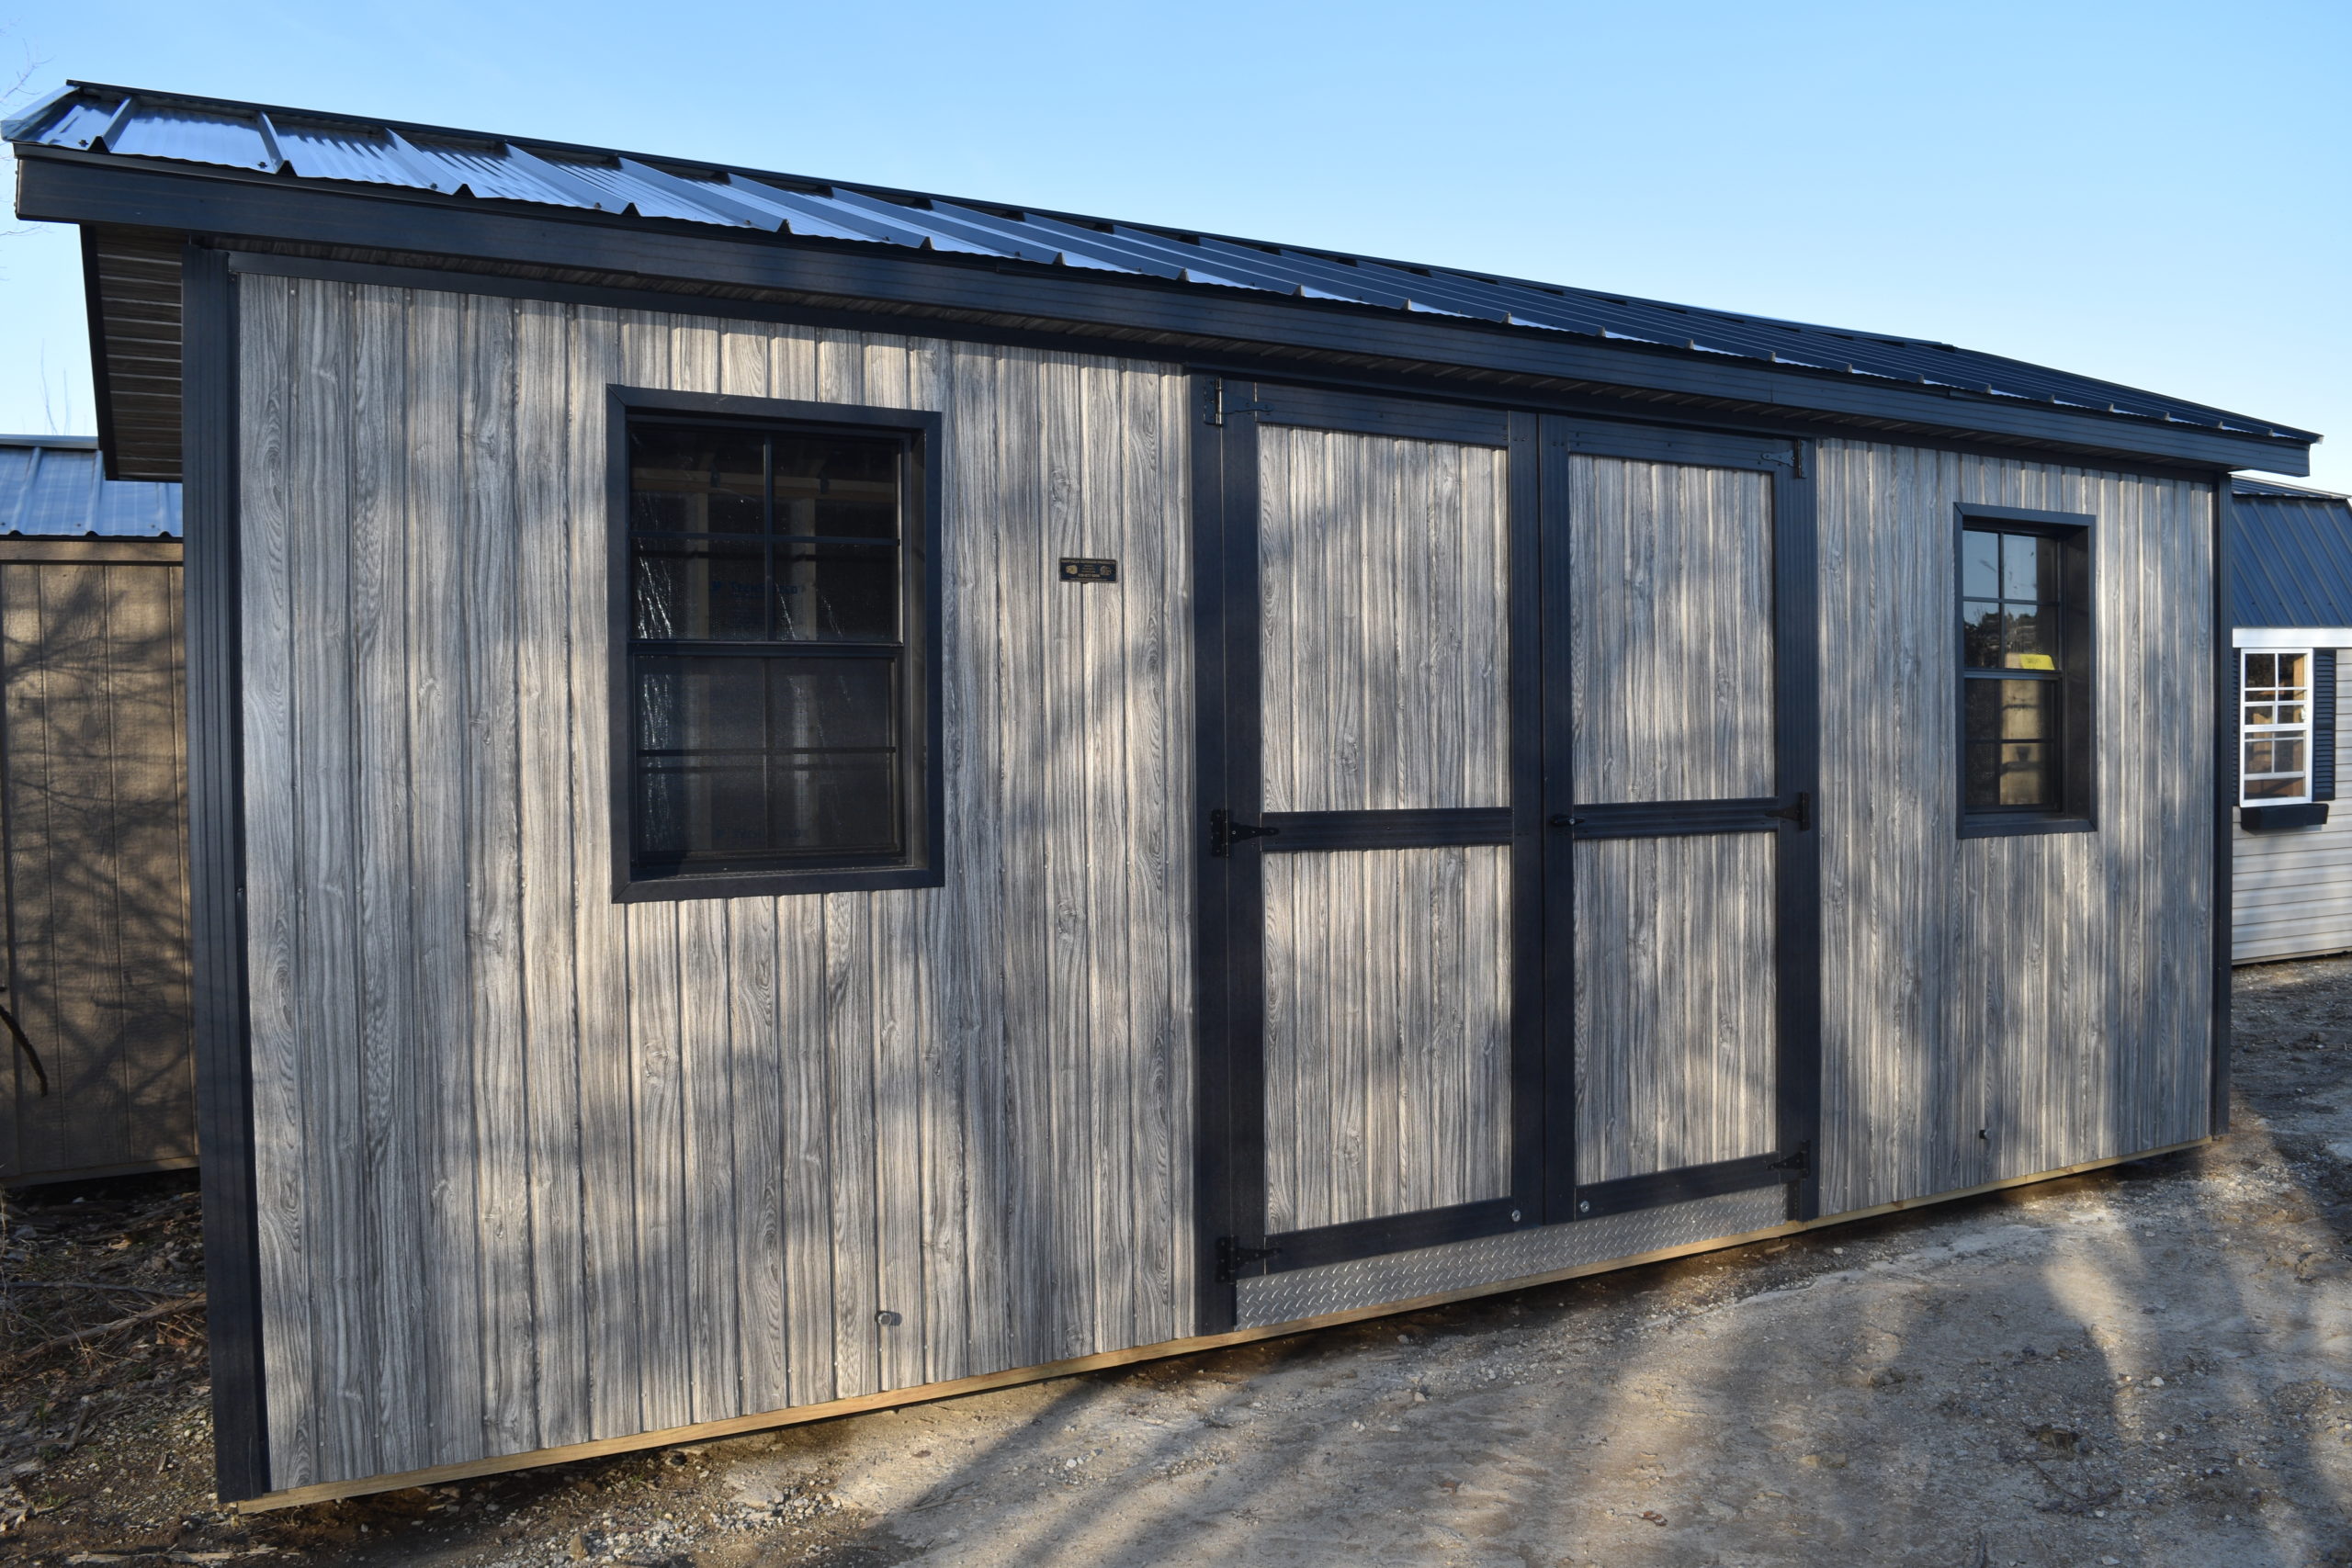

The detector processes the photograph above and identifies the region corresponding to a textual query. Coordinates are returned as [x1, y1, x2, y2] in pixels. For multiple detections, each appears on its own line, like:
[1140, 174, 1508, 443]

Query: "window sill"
[616, 863, 944, 903]
[1958, 813, 2096, 840]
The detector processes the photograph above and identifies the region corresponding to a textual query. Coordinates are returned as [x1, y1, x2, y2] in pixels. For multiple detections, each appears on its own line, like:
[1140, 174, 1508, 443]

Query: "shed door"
[1543, 422, 1818, 1223]
[1194, 386, 1817, 1317]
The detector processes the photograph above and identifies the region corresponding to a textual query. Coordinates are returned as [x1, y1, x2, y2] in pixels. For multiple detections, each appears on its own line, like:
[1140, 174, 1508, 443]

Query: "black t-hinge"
[1216, 1235, 1283, 1282]
[1209, 808, 1282, 857]
[1770, 1141, 1812, 1179]
[1764, 791, 1811, 831]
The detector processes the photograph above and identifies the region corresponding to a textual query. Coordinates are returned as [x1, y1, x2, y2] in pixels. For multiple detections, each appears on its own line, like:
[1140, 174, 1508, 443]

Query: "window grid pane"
[628, 420, 909, 874]
[1961, 525, 2075, 815]
[2242, 648, 2314, 805]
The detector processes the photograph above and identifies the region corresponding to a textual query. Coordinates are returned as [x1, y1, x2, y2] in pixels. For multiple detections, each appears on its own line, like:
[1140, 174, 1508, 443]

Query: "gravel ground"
[8, 956, 2352, 1567]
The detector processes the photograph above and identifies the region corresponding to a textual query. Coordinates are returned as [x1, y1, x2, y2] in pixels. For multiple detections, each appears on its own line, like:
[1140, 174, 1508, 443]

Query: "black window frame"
[1954, 502, 2097, 840]
[607, 386, 944, 901]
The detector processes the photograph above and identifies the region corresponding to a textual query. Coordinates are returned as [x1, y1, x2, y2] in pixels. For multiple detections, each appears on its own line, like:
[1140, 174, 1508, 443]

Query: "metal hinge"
[1770, 1141, 1812, 1179]
[1202, 378, 1273, 428]
[1208, 807, 1282, 857]
[1216, 1235, 1283, 1282]
[1764, 791, 1811, 831]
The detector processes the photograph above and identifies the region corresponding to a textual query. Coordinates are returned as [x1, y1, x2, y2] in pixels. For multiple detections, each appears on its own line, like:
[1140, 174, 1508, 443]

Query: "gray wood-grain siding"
[1568, 457, 1775, 804]
[1254, 423, 1512, 1232]
[1566, 454, 1778, 1184]
[1262, 846, 1512, 1232]
[1573, 834, 1776, 1183]
[0, 550, 194, 1182]
[1813, 442, 2215, 1214]
[2233, 671, 2352, 963]
[237, 276, 1195, 1490]
[1257, 426, 1509, 813]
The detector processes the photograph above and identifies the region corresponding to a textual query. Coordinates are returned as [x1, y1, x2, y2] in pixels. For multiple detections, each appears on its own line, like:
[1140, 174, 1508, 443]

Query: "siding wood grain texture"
[1256, 426, 1509, 812]
[237, 277, 1194, 1490]
[2233, 674, 2352, 962]
[1567, 457, 1775, 803]
[232, 282, 2223, 1495]
[0, 555, 194, 1181]
[1812, 441, 2214, 1214]
[1566, 455, 1779, 1184]
[1254, 426, 1512, 1233]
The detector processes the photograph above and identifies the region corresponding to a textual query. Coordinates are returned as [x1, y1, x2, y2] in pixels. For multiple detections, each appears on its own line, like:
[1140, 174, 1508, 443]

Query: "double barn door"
[1194, 381, 1819, 1320]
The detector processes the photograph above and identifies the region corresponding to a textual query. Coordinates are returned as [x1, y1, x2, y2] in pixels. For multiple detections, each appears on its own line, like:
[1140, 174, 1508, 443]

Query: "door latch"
[1764, 792, 1811, 831]
[1209, 808, 1282, 857]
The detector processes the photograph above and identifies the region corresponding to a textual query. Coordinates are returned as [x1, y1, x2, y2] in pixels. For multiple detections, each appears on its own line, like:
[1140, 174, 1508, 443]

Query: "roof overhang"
[18, 144, 2317, 483]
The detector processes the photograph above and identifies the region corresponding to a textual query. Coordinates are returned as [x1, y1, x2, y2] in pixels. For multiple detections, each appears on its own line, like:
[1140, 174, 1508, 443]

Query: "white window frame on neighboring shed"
[2234, 629, 2352, 811]
[2240, 647, 2313, 806]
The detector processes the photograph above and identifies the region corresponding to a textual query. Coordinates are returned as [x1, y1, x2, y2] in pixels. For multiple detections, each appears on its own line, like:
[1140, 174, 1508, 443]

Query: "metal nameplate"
[1058, 558, 1118, 582]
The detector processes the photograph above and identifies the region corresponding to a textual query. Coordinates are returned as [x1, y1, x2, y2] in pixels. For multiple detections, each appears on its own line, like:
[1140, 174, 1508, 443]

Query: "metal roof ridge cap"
[1, 81, 80, 141]
[379, 128, 462, 195]
[89, 94, 138, 154]
[612, 157, 779, 230]
[496, 141, 624, 212]
[254, 112, 288, 175]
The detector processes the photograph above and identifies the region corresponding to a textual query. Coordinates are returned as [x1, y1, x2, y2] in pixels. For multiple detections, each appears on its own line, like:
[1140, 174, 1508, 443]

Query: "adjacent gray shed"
[4, 80, 2316, 1510]
[0, 434, 190, 1183]
[2230, 476, 2352, 963]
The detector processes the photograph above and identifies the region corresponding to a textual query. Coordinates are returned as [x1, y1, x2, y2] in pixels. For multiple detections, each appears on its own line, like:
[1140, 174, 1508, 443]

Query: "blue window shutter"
[2314, 649, 2336, 802]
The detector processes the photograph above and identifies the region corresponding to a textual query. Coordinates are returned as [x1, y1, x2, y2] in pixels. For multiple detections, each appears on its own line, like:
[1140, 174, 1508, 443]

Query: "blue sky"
[1, 1, 2345, 487]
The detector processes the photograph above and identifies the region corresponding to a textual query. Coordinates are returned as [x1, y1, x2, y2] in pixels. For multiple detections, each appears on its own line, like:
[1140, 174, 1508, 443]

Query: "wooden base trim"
[236, 1136, 2209, 1513]
[0, 538, 181, 564]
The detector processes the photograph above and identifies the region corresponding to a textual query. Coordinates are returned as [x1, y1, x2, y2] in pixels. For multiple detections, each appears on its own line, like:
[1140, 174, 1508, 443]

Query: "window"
[1957, 506, 2094, 835]
[2240, 649, 2312, 805]
[612, 390, 941, 899]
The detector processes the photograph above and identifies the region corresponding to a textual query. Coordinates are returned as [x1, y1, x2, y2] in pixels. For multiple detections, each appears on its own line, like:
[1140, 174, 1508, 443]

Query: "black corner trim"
[182, 243, 270, 1503]
[2211, 477, 2235, 1136]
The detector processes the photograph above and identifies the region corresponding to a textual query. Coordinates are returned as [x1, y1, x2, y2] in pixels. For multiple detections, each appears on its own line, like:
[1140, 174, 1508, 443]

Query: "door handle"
[1548, 814, 1580, 829]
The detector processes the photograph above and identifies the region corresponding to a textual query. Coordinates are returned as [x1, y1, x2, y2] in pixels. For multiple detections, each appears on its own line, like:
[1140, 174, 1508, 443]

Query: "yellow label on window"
[2007, 653, 2056, 671]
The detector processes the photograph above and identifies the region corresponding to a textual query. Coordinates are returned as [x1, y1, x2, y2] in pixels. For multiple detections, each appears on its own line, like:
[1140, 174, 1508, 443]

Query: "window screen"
[623, 414, 931, 889]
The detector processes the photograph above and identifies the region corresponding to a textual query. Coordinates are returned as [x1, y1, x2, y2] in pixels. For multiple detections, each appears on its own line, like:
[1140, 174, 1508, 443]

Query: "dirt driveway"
[9, 958, 2352, 1567]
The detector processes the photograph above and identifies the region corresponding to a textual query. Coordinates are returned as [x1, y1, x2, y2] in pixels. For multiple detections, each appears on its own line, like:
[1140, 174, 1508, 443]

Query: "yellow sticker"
[2007, 653, 2056, 671]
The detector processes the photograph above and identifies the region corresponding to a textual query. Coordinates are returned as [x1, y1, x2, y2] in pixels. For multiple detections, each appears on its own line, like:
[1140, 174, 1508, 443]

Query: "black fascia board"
[17, 146, 2314, 475]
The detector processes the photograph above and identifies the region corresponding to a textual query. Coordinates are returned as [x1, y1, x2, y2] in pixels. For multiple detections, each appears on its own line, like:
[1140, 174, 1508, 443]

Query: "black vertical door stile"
[1192, 378, 1822, 1332]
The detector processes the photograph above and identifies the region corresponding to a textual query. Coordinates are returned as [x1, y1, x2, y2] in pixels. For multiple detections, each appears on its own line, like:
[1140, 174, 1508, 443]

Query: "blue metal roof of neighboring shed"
[2233, 476, 2352, 629]
[2, 80, 2318, 451]
[0, 435, 182, 537]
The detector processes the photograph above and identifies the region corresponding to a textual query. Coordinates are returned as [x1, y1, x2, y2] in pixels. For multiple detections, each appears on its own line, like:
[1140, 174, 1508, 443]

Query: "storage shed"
[5, 80, 2322, 1509]
[2230, 475, 2352, 962]
[0, 434, 190, 1184]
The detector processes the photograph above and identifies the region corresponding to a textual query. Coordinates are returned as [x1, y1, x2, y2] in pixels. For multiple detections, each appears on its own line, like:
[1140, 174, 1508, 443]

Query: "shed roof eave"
[17, 147, 2316, 479]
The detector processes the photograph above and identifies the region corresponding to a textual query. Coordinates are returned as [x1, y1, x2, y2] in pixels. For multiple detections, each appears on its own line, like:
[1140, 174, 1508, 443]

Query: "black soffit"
[6, 80, 2318, 457]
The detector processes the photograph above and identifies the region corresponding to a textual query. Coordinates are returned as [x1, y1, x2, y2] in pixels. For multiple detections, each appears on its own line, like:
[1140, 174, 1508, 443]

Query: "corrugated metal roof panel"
[5, 80, 2320, 447]
[2232, 477, 2352, 628]
[0, 436, 183, 537]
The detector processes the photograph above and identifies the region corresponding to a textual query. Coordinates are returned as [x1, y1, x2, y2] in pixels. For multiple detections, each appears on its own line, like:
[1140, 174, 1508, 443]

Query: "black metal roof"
[2233, 477, 2352, 629]
[6, 80, 2320, 460]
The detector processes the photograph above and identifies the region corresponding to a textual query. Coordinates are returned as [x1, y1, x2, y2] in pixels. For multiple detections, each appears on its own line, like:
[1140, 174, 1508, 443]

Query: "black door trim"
[1192, 382, 1823, 1328]
[1536, 416, 1823, 1226]
[1261, 807, 1512, 852]
[1191, 378, 1547, 1318]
